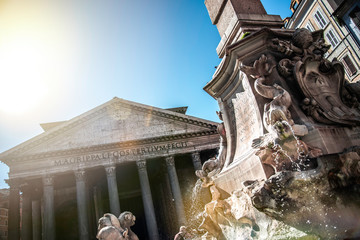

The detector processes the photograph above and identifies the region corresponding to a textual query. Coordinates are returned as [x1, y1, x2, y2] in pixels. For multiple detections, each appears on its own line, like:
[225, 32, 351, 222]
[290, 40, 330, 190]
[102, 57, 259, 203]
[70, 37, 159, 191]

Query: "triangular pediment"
[0, 98, 218, 161]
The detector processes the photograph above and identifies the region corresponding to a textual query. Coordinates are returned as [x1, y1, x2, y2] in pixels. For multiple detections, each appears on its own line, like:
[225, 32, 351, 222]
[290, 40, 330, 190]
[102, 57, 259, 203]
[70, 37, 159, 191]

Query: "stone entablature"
[0, 97, 218, 160]
[8, 134, 219, 179]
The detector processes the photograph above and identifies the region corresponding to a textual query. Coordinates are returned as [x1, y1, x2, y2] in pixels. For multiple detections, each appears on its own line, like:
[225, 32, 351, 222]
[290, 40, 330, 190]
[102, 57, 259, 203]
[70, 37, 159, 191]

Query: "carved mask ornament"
[295, 59, 360, 126]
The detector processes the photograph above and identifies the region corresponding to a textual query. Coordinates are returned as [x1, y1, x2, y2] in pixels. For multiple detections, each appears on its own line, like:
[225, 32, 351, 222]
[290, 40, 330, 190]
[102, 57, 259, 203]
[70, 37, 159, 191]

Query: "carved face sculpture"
[298, 61, 334, 96]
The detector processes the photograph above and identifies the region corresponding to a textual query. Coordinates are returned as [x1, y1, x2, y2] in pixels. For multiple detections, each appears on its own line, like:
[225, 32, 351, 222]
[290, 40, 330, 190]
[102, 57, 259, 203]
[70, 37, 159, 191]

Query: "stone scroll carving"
[271, 28, 360, 126]
[296, 59, 360, 126]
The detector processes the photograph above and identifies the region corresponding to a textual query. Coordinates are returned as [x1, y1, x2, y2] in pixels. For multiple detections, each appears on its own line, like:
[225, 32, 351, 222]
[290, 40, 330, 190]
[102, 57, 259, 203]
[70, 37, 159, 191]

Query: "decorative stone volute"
[74, 169, 86, 182]
[43, 175, 54, 186]
[165, 156, 175, 166]
[104, 165, 116, 177]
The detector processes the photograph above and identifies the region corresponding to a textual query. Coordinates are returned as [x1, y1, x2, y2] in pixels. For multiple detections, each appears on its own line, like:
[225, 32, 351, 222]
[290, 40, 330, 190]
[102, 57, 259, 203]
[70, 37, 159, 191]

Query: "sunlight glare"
[0, 34, 50, 114]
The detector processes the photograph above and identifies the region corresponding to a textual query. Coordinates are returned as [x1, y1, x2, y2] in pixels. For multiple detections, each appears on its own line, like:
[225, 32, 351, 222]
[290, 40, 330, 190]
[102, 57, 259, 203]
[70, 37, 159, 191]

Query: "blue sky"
[0, 0, 292, 188]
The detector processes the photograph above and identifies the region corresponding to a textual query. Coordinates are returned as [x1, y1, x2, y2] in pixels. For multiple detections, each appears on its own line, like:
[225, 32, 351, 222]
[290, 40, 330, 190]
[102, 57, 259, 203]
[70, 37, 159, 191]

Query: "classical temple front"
[0, 97, 219, 240]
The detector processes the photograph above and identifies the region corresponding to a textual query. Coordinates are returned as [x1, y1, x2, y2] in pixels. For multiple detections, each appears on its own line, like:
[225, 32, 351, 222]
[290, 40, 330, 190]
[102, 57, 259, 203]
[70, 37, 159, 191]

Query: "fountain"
[189, 23, 360, 239]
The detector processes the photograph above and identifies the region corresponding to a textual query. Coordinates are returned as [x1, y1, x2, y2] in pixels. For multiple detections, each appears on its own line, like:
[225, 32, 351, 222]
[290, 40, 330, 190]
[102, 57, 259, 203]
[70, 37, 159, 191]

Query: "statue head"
[292, 28, 313, 49]
[98, 216, 112, 231]
[119, 211, 136, 228]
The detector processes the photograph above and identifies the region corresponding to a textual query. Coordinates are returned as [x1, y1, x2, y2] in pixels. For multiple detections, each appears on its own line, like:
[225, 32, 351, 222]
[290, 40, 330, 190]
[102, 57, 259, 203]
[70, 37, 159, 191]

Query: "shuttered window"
[306, 21, 315, 31]
[325, 28, 339, 48]
[314, 9, 327, 29]
[342, 55, 357, 77]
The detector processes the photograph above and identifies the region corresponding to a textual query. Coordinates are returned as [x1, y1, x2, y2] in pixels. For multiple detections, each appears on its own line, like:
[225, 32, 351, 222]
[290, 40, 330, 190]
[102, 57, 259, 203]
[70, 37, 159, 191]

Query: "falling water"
[186, 179, 207, 232]
[271, 120, 310, 172]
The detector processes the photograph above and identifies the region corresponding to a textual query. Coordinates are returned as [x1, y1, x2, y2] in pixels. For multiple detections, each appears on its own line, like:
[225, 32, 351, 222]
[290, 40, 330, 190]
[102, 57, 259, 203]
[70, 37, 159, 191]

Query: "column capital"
[42, 175, 54, 186]
[191, 151, 200, 159]
[165, 155, 175, 166]
[74, 169, 86, 182]
[104, 165, 116, 177]
[136, 159, 147, 170]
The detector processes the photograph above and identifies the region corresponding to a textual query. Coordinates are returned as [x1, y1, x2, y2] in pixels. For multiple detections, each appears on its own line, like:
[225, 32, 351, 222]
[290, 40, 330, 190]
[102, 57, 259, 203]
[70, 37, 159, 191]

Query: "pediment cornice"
[5, 129, 218, 163]
[0, 97, 218, 161]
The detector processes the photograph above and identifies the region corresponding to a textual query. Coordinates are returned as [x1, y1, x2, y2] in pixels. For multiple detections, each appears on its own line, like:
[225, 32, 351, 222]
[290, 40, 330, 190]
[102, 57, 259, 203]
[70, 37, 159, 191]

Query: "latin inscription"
[54, 141, 188, 166]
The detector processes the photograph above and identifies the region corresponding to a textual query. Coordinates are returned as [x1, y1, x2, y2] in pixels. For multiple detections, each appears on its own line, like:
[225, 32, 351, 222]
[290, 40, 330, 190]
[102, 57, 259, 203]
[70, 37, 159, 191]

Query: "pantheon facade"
[0, 97, 219, 240]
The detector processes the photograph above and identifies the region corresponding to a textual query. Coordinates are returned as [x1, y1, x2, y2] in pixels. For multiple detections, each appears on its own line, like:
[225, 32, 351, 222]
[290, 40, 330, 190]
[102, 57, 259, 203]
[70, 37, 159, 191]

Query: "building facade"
[285, 0, 360, 82]
[0, 189, 9, 240]
[0, 97, 220, 240]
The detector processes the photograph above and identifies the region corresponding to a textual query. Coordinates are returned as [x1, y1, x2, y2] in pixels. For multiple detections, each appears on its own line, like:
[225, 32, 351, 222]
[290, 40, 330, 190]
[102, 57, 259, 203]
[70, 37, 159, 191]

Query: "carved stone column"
[191, 152, 202, 171]
[8, 179, 20, 240]
[32, 199, 41, 240]
[21, 186, 32, 240]
[75, 169, 89, 240]
[165, 156, 186, 226]
[136, 160, 159, 240]
[93, 185, 104, 221]
[105, 165, 120, 216]
[43, 175, 55, 240]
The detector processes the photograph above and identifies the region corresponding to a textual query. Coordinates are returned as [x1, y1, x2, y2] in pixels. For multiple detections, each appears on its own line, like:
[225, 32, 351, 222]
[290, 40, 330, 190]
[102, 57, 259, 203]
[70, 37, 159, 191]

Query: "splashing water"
[271, 120, 310, 172]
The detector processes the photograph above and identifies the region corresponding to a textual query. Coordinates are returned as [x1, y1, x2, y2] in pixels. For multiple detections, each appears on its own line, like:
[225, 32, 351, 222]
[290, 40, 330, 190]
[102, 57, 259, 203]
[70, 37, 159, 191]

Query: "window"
[314, 8, 328, 29]
[349, 6, 360, 29]
[306, 21, 315, 31]
[342, 55, 357, 77]
[325, 28, 340, 48]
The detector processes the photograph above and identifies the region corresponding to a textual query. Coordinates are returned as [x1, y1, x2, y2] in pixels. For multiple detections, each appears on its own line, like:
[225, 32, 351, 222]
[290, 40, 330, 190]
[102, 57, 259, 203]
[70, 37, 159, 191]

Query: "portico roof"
[0, 97, 219, 178]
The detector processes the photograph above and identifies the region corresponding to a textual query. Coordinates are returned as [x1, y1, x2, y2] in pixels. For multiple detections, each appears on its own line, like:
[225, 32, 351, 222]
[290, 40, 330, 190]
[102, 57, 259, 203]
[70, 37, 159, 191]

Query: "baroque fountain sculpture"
[191, 28, 360, 240]
[97, 211, 139, 240]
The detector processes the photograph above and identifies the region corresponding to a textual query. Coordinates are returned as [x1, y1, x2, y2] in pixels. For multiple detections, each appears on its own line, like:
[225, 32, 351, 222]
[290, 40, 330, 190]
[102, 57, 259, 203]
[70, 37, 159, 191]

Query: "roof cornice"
[3, 129, 219, 163]
[0, 97, 218, 161]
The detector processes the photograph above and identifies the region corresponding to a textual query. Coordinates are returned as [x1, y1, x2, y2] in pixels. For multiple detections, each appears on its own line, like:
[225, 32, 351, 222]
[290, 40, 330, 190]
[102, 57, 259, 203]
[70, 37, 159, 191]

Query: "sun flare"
[0, 1, 78, 116]
[0, 34, 50, 114]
